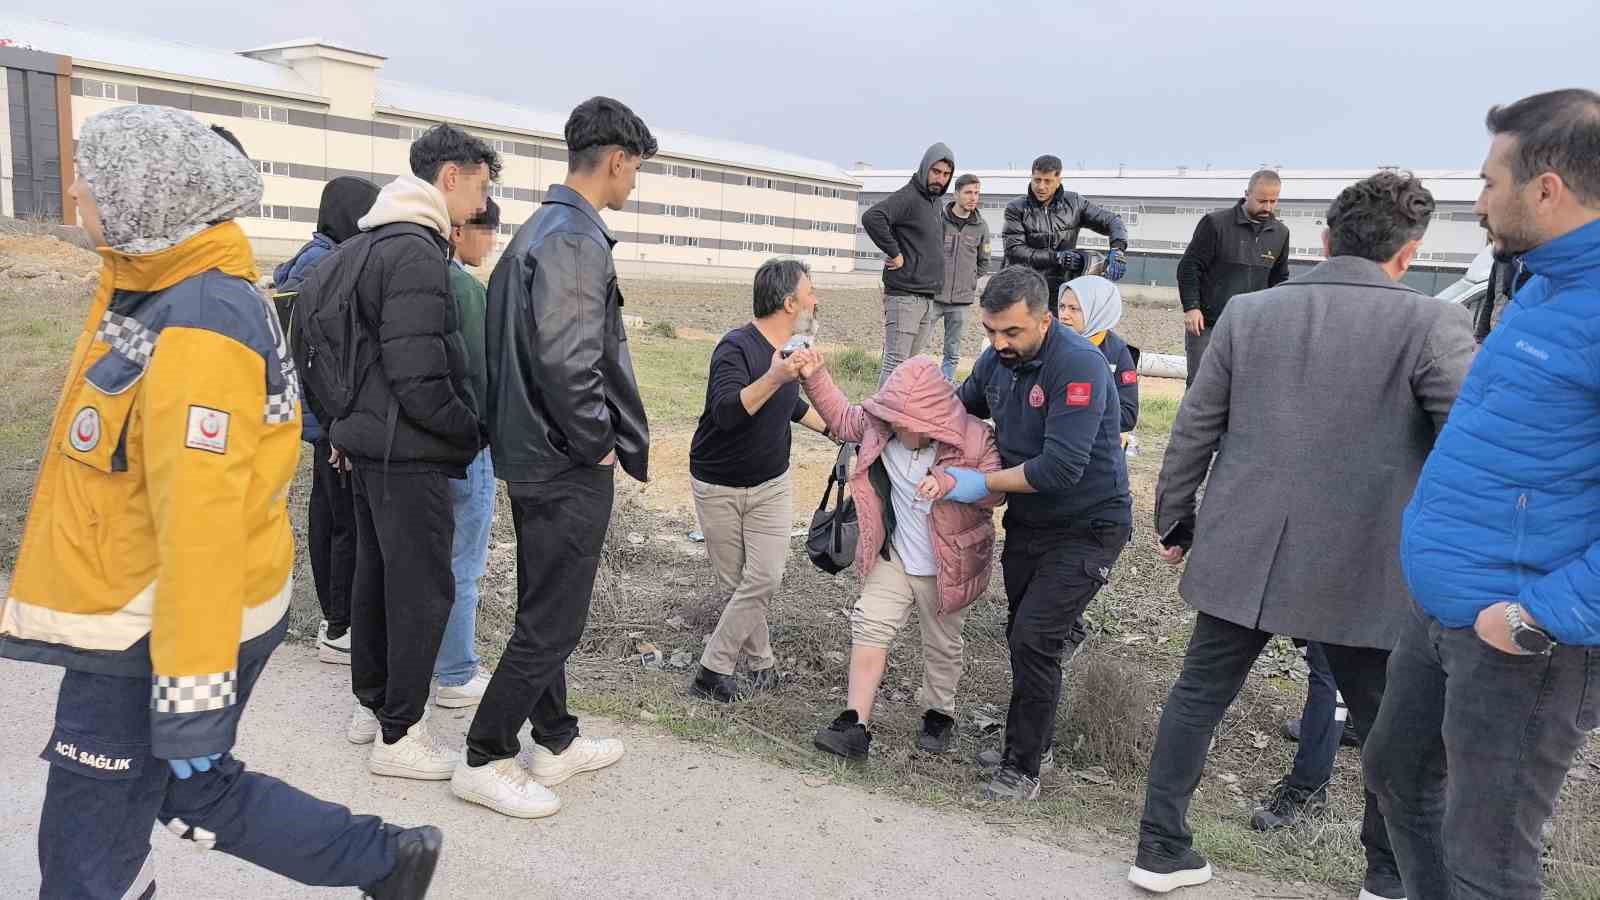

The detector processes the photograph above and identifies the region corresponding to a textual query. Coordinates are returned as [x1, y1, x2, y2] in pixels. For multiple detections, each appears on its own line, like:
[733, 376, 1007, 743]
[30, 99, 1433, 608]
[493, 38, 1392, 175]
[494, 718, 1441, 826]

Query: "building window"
[749, 242, 768, 253]
[749, 214, 769, 226]
[667, 235, 701, 248]
[724, 212, 746, 224]
[746, 176, 771, 189]
[666, 205, 699, 218]
[671, 165, 701, 179]
[257, 205, 293, 221]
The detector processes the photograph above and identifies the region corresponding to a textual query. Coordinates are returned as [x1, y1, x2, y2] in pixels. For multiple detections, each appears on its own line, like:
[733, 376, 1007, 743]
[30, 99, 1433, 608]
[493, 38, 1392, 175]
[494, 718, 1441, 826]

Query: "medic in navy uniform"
[935, 265, 1133, 802]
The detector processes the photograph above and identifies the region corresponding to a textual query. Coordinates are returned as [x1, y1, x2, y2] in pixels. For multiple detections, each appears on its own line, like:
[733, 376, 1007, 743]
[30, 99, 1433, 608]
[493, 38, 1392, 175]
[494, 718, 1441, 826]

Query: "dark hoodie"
[861, 142, 954, 296]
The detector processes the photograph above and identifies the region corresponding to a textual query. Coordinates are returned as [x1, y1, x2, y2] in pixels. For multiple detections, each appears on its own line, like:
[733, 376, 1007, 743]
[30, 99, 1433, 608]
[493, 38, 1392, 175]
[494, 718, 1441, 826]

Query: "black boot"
[690, 665, 741, 704]
[813, 709, 871, 760]
[917, 710, 956, 754]
[1249, 779, 1329, 831]
[363, 826, 443, 899]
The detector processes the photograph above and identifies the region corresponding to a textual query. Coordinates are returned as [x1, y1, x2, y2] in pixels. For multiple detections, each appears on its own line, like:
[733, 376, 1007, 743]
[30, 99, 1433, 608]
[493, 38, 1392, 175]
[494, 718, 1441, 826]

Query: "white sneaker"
[1358, 891, 1405, 900]
[318, 621, 351, 665]
[347, 704, 378, 744]
[528, 736, 625, 787]
[452, 758, 562, 819]
[368, 716, 460, 780]
[435, 671, 491, 709]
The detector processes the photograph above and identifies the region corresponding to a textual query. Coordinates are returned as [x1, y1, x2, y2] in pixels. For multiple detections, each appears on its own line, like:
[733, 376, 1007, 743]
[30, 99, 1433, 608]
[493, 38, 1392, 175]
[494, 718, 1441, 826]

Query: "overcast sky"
[10, 0, 1597, 172]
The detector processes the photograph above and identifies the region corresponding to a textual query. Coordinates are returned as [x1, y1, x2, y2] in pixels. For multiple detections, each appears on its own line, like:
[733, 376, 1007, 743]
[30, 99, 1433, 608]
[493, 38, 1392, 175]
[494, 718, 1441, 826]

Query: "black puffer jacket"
[1002, 187, 1129, 283]
[329, 179, 479, 476]
[861, 143, 955, 296]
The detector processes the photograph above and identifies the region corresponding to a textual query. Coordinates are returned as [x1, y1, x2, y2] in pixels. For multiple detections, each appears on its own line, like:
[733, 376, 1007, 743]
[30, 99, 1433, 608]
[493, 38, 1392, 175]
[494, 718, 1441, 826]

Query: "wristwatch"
[1506, 603, 1556, 655]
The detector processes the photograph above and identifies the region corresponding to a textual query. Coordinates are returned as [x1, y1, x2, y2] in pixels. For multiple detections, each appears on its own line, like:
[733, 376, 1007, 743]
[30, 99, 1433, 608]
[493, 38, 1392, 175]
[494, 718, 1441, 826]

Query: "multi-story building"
[2, 18, 861, 273]
[850, 167, 1489, 294]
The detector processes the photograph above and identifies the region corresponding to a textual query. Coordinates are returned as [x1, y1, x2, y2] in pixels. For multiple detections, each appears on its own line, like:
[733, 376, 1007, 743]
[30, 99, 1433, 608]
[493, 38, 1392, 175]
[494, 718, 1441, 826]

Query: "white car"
[1434, 247, 1494, 317]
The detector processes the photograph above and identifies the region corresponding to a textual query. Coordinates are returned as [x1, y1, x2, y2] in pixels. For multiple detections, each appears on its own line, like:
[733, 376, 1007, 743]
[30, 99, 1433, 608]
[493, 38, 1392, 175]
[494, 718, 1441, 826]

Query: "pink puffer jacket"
[803, 356, 1004, 615]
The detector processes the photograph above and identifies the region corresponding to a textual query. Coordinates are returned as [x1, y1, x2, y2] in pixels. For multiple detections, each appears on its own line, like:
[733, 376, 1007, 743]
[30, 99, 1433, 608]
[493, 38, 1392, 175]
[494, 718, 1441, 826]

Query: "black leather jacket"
[1002, 187, 1129, 282]
[484, 185, 650, 483]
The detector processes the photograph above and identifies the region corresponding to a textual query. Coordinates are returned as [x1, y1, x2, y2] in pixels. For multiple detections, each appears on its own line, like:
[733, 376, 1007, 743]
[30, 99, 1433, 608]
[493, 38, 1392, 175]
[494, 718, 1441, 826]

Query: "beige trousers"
[693, 474, 793, 675]
[851, 551, 967, 716]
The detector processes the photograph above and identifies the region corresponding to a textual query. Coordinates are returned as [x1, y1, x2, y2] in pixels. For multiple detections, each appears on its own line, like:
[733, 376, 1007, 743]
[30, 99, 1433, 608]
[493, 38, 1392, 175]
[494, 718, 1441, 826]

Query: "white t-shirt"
[880, 437, 937, 577]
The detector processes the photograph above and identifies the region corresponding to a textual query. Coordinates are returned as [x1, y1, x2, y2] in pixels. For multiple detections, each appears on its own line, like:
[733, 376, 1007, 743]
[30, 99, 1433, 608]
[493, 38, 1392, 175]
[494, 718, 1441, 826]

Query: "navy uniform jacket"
[1098, 330, 1139, 433]
[959, 320, 1132, 528]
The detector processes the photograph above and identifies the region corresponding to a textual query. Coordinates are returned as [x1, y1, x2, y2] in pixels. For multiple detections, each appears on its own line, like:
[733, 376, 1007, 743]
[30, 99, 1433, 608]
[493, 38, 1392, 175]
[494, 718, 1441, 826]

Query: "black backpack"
[806, 442, 860, 574]
[289, 224, 429, 425]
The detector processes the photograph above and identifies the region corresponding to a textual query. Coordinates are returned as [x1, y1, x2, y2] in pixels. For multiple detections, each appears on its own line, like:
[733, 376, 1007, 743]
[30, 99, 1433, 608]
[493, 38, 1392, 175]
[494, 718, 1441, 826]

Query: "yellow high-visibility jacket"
[1, 222, 299, 757]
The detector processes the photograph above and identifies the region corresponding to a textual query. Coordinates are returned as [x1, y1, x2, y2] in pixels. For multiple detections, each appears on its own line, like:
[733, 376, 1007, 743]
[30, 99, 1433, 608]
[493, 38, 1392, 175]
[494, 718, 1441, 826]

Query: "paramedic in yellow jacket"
[0, 105, 441, 900]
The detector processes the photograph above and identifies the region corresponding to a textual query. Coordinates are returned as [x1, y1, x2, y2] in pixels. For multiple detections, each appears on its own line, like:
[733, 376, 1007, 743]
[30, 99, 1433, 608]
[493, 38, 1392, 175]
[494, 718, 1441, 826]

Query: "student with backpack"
[271, 175, 380, 666]
[796, 354, 1004, 759]
[303, 125, 497, 781]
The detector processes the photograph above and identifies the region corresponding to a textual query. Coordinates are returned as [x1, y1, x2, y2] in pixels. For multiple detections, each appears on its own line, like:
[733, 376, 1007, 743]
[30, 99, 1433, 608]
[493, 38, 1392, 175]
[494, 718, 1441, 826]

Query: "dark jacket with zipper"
[936, 199, 991, 306]
[1098, 330, 1140, 433]
[485, 184, 650, 483]
[861, 143, 955, 296]
[1002, 186, 1128, 284]
[1176, 201, 1291, 327]
[329, 222, 480, 476]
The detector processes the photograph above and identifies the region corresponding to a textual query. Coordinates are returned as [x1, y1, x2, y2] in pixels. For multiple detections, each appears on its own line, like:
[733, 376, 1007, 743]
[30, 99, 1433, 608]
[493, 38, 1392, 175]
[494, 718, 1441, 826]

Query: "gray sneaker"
[976, 746, 1054, 777]
[979, 765, 1041, 801]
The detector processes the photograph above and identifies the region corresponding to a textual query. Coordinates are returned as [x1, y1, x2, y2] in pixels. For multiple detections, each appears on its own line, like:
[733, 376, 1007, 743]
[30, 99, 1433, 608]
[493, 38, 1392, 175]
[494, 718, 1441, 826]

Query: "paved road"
[0, 647, 1311, 898]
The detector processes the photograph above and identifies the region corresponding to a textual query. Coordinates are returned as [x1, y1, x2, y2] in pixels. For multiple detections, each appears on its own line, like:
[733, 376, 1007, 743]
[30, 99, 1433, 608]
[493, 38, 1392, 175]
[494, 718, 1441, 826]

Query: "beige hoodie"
[358, 174, 451, 236]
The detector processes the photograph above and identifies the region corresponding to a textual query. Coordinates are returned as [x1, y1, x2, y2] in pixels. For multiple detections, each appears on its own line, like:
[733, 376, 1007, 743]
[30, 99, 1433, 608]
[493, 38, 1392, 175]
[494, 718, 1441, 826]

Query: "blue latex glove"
[1056, 249, 1087, 273]
[944, 467, 989, 504]
[168, 753, 222, 779]
[1104, 249, 1127, 281]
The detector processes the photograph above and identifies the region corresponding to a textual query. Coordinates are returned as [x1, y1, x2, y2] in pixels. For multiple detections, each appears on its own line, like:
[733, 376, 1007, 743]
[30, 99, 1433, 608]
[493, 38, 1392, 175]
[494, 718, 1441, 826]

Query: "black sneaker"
[813, 709, 871, 760]
[917, 710, 956, 754]
[976, 746, 1054, 777]
[363, 825, 443, 899]
[978, 765, 1041, 801]
[1249, 780, 1329, 832]
[1128, 845, 1213, 893]
[748, 666, 781, 693]
[689, 666, 741, 704]
[1342, 719, 1362, 748]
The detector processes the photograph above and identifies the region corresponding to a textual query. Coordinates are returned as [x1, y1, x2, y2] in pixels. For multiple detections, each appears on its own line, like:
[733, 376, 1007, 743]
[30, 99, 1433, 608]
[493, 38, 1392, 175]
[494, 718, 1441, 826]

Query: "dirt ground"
[2, 231, 1597, 896]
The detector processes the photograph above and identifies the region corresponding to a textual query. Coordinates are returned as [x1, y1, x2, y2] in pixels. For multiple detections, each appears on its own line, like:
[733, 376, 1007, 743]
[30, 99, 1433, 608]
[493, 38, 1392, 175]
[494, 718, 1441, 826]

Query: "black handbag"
[806, 442, 859, 574]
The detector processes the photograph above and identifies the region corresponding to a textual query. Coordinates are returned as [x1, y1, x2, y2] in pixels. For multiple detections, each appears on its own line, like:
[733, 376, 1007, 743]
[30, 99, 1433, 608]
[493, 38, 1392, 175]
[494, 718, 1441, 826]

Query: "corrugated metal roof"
[376, 80, 857, 185]
[4, 16, 857, 186]
[850, 168, 1484, 204]
[4, 17, 317, 98]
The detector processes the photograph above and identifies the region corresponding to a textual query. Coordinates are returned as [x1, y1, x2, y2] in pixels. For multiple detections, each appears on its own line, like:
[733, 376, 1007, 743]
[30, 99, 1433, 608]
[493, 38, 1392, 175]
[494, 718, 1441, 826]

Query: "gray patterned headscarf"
[76, 105, 263, 254]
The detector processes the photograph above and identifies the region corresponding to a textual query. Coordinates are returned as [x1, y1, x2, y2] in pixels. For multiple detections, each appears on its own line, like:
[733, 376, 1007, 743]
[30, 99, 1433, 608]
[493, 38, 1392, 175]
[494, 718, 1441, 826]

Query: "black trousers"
[307, 439, 356, 636]
[466, 467, 615, 767]
[1138, 612, 1401, 896]
[349, 466, 456, 744]
[1365, 606, 1600, 900]
[999, 518, 1130, 778]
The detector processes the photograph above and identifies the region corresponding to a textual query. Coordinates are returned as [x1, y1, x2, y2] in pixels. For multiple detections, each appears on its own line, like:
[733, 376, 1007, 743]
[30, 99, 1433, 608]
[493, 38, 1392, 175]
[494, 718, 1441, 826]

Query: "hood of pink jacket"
[862, 357, 969, 448]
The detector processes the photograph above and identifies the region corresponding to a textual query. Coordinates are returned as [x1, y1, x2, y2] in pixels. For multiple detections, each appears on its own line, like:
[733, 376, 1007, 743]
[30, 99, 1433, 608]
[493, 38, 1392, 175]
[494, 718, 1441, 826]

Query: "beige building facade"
[3, 19, 861, 273]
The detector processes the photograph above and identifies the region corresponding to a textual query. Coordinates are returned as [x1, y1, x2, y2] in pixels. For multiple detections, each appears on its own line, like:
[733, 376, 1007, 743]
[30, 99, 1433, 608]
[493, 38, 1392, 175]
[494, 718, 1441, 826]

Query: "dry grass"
[2, 241, 1598, 897]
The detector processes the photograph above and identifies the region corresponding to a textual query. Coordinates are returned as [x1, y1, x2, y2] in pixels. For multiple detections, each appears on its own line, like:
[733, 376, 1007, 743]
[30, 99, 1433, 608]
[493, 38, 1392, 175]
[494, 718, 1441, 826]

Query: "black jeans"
[1140, 612, 1401, 896]
[307, 439, 355, 637]
[466, 467, 615, 767]
[1288, 641, 1341, 793]
[1364, 606, 1600, 900]
[349, 466, 456, 744]
[999, 519, 1130, 778]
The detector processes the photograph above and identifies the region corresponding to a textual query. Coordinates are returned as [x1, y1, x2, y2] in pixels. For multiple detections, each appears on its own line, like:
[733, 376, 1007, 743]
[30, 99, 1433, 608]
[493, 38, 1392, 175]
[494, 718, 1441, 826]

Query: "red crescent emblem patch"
[1028, 384, 1045, 408]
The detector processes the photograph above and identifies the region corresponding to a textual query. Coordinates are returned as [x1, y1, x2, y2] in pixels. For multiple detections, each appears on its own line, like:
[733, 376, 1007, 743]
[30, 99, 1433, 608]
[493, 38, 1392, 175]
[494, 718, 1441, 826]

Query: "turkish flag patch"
[1120, 369, 1138, 386]
[1066, 382, 1093, 406]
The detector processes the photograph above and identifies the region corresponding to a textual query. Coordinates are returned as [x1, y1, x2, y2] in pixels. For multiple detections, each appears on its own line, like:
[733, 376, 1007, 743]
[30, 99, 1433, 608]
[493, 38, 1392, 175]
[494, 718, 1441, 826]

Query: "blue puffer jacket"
[271, 233, 336, 443]
[1401, 218, 1600, 645]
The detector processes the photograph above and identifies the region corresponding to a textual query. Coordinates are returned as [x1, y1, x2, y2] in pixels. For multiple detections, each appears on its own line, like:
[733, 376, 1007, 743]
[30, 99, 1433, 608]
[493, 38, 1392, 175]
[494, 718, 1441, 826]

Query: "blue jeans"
[435, 448, 494, 687]
[39, 641, 397, 898]
[930, 301, 968, 383]
[1288, 641, 1341, 793]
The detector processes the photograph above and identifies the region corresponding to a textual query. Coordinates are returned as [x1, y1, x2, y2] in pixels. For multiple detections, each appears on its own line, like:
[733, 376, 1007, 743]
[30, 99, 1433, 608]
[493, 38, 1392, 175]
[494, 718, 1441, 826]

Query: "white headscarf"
[75, 105, 262, 254]
[1062, 275, 1122, 337]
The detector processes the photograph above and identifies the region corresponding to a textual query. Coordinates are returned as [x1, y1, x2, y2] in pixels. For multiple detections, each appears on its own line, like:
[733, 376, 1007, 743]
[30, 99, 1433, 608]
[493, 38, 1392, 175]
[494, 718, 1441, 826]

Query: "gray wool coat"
[1154, 256, 1475, 649]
